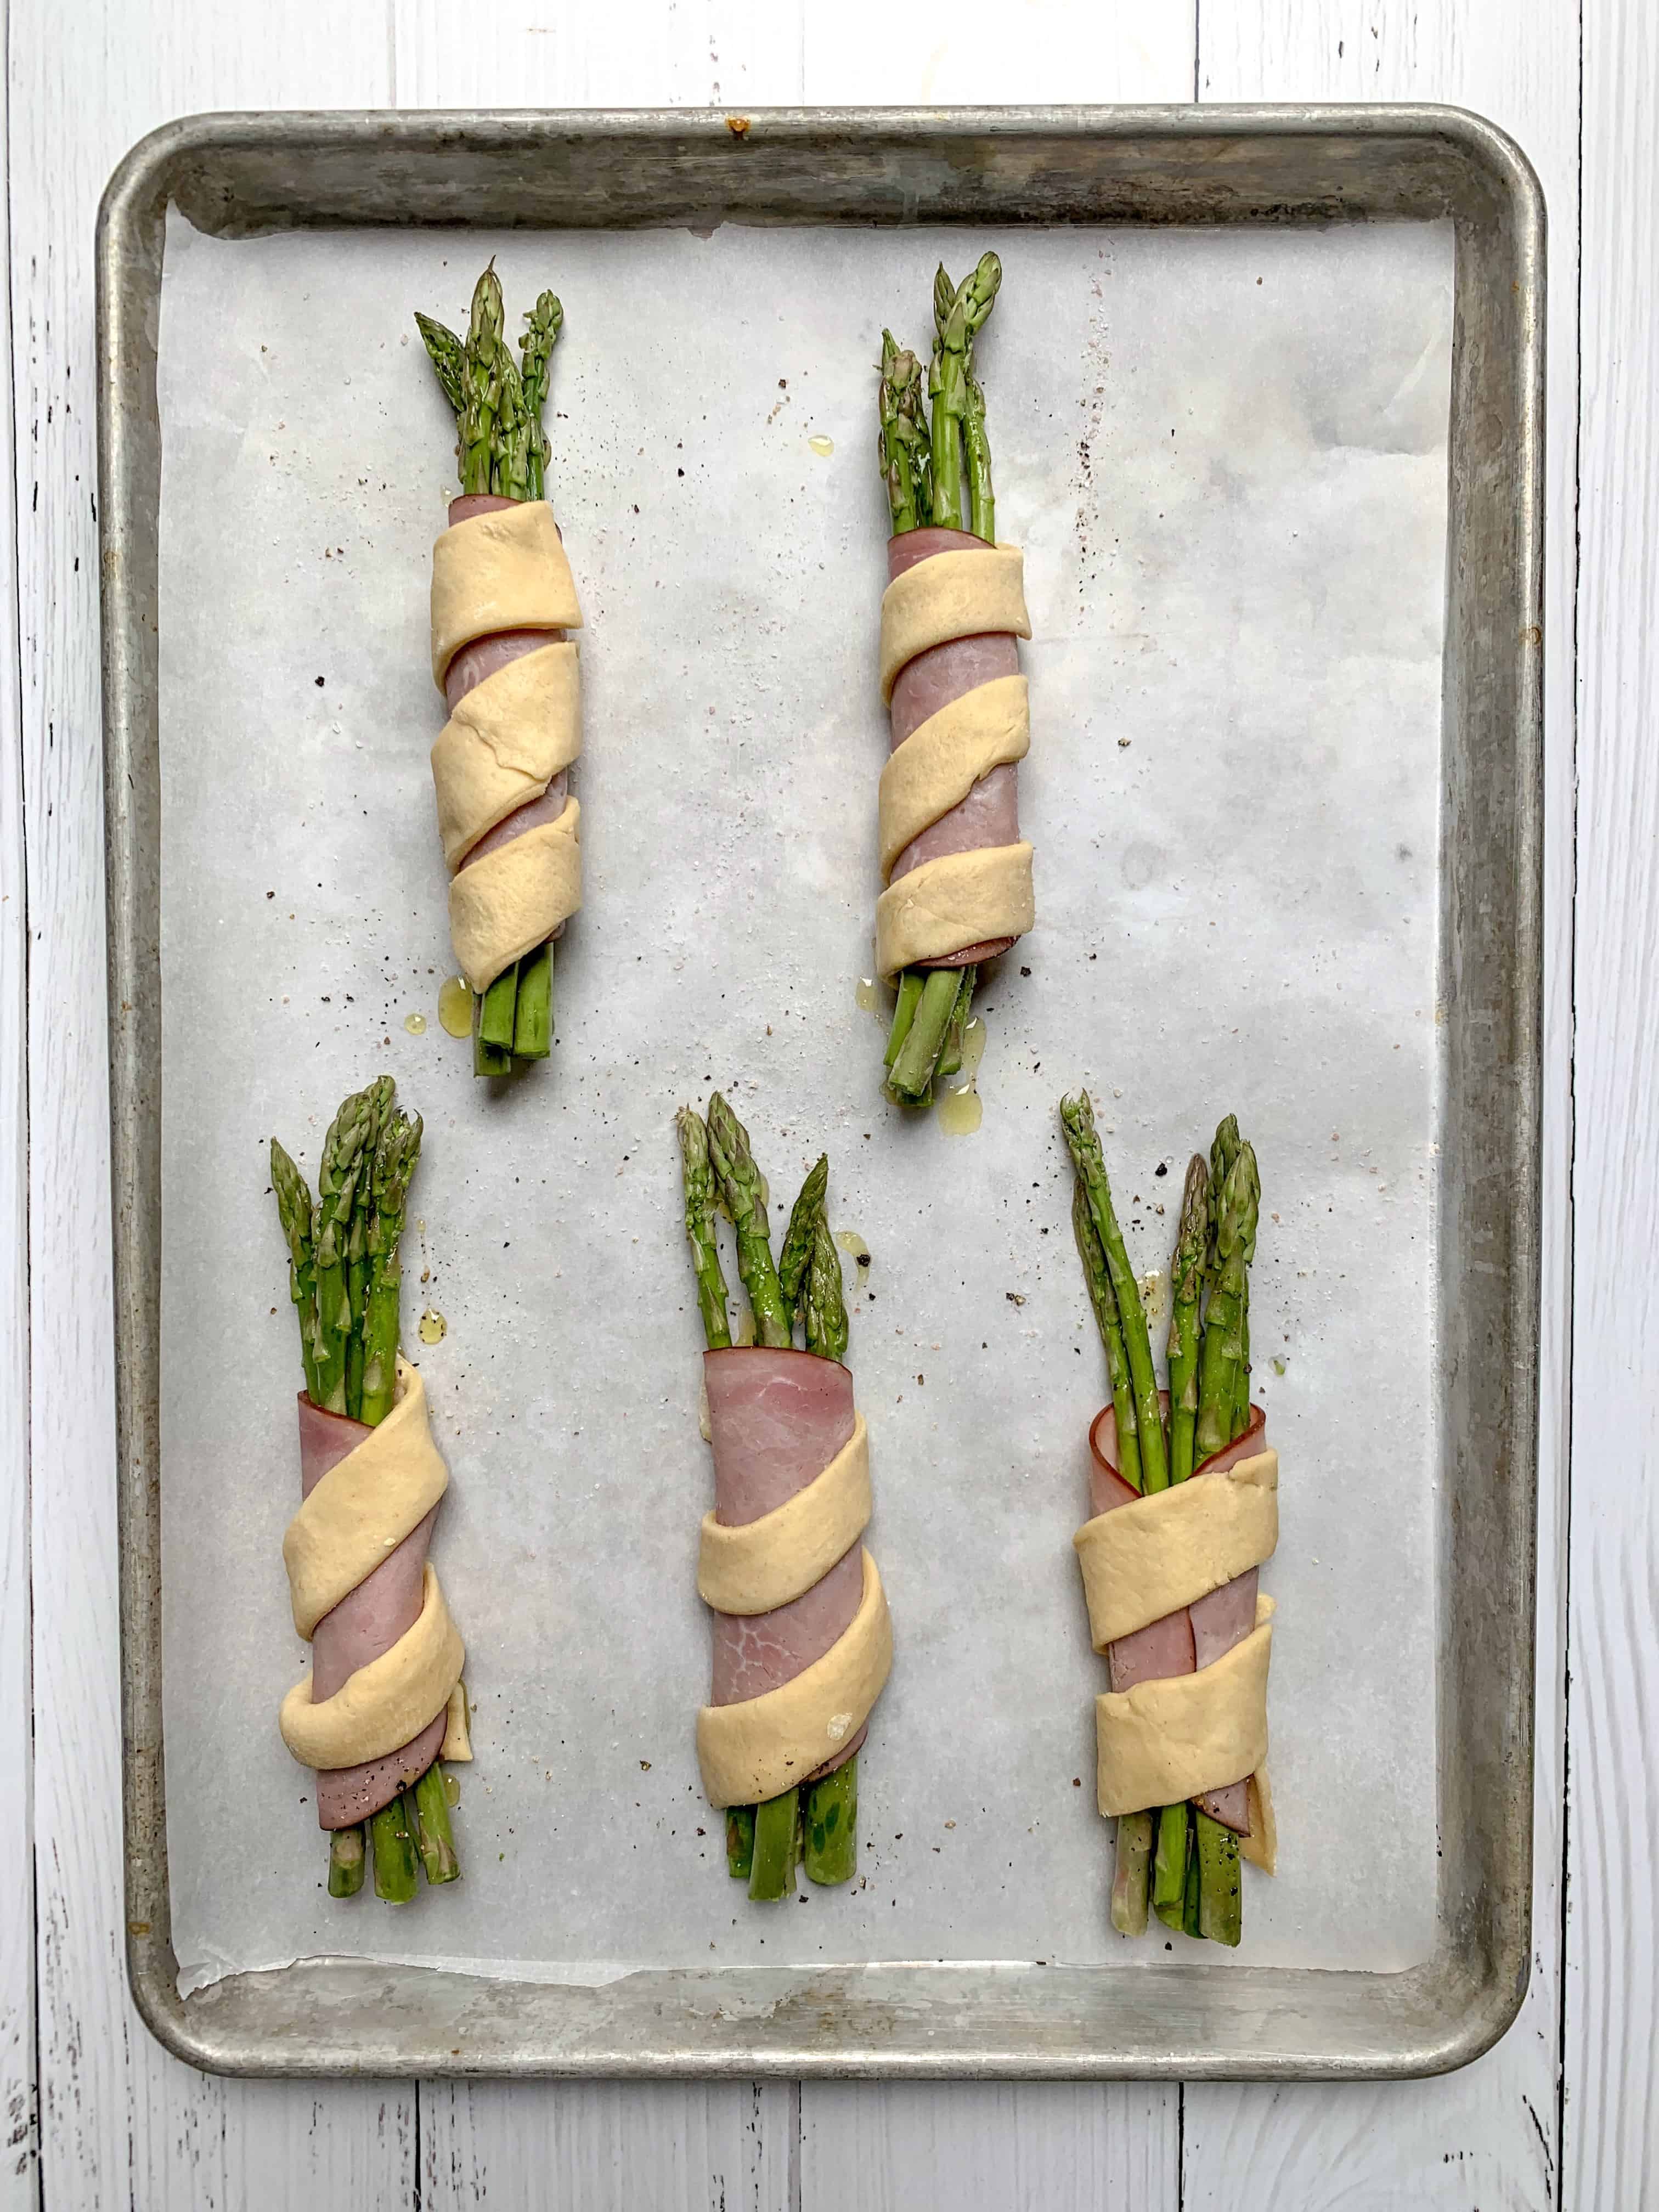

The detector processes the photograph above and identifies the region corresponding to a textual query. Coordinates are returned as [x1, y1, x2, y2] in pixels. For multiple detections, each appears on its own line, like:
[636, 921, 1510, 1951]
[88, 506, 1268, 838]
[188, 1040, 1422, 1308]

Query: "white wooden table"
[4, 0, 1636, 2200]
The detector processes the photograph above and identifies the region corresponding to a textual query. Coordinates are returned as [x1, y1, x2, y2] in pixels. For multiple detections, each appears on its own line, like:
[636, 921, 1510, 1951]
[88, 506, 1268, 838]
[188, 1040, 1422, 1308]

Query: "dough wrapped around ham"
[279, 1360, 469, 1829]
[428, 493, 584, 993]
[1077, 1399, 1278, 1870]
[875, 527, 1036, 978]
[695, 1346, 893, 1808]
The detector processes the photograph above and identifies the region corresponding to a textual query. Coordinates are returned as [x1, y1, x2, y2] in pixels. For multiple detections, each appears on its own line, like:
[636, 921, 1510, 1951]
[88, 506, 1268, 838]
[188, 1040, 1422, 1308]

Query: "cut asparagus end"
[803, 1758, 859, 1886]
[1195, 1810, 1242, 1946]
[473, 994, 513, 1077]
[478, 960, 521, 1053]
[725, 1805, 756, 1880]
[887, 967, 961, 1102]
[1151, 1802, 1189, 1931]
[327, 1822, 366, 1898]
[883, 970, 925, 1069]
[934, 967, 977, 1080]
[747, 1787, 799, 1902]
[412, 1762, 461, 1885]
[1182, 1836, 1203, 1938]
[512, 939, 554, 1059]
[370, 1795, 419, 1903]
[1109, 1810, 1154, 1937]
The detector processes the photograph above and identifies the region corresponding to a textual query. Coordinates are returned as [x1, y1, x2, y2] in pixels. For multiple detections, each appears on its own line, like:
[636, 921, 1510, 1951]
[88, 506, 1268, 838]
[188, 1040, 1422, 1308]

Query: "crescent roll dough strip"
[431, 641, 583, 870]
[697, 1549, 893, 1807]
[876, 839, 1035, 980]
[441, 1681, 473, 1764]
[1074, 1450, 1278, 1651]
[878, 674, 1030, 882]
[448, 799, 583, 994]
[878, 543, 1030, 703]
[430, 501, 582, 689]
[283, 1362, 450, 1638]
[279, 1562, 465, 1770]
[1094, 1597, 1274, 1819]
[698, 1414, 871, 1616]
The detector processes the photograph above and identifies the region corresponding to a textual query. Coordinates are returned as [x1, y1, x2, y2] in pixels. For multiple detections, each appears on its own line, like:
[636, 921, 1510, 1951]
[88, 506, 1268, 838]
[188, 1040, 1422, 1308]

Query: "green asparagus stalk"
[1194, 1810, 1242, 1945]
[778, 1154, 830, 1320]
[878, 332, 927, 536]
[512, 939, 554, 1059]
[1152, 1801, 1189, 1930]
[1194, 1141, 1260, 1468]
[1110, 1810, 1154, 1936]
[1183, 1838, 1203, 1937]
[310, 1087, 378, 1416]
[458, 264, 505, 498]
[804, 1215, 849, 1367]
[1072, 1175, 1141, 1492]
[359, 1104, 422, 1426]
[473, 996, 512, 1078]
[927, 253, 1001, 533]
[370, 1793, 420, 1903]
[676, 1108, 733, 1351]
[411, 1760, 461, 1884]
[935, 966, 977, 1081]
[887, 967, 962, 1104]
[725, 1805, 756, 1880]
[1166, 1154, 1210, 1484]
[748, 1787, 799, 1902]
[963, 373, 994, 544]
[414, 312, 467, 414]
[706, 1094, 793, 1350]
[804, 1760, 859, 1886]
[270, 1140, 323, 1403]
[477, 960, 521, 1056]
[327, 1822, 366, 1898]
[882, 972, 925, 1071]
[1060, 1092, 1169, 1493]
[518, 291, 563, 503]
[343, 1076, 393, 1421]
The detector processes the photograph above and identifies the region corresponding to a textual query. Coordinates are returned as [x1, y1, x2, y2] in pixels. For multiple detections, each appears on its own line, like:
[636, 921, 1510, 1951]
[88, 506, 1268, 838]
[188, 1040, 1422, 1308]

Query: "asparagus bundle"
[1063, 1091, 1271, 1946]
[270, 1079, 466, 1902]
[678, 1097, 889, 1900]
[873, 253, 1036, 1109]
[419, 265, 582, 1076]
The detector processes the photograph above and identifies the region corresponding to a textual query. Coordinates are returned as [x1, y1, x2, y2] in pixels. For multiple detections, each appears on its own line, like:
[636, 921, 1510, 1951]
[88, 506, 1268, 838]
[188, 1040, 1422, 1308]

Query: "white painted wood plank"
[802, 2084, 1177, 2211]
[13, 5, 422, 2205]
[1188, 3, 1575, 2200]
[792, 9, 1195, 2202]
[0, 0, 38, 2197]
[1565, 3, 1659, 2202]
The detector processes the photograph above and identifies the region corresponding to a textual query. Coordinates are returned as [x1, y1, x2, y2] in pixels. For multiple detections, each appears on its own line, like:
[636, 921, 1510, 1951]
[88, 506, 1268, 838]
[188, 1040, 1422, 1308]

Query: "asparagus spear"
[963, 373, 994, 544]
[804, 1759, 858, 1887]
[804, 1215, 849, 1367]
[411, 1760, 461, 1885]
[887, 967, 962, 1105]
[371, 1791, 420, 1903]
[878, 332, 927, 536]
[270, 1140, 323, 1404]
[1194, 1140, 1259, 1468]
[359, 1104, 422, 1427]
[1166, 1154, 1209, 1484]
[935, 966, 977, 1082]
[1060, 1092, 1169, 1493]
[1110, 1809, 1154, 1937]
[725, 1805, 756, 1881]
[327, 1823, 366, 1898]
[927, 253, 1002, 533]
[1152, 1801, 1189, 1931]
[1072, 1175, 1141, 1492]
[518, 291, 564, 503]
[676, 1108, 733, 1351]
[458, 264, 505, 499]
[513, 939, 555, 1060]
[309, 1087, 377, 1417]
[748, 1787, 799, 1902]
[414, 312, 467, 415]
[778, 1154, 829, 1320]
[882, 972, 925, 1070]
[1195, 1810, 1242, 1945]
[343, 1076, 393, 1421]
[706, 1094, 793, 1350]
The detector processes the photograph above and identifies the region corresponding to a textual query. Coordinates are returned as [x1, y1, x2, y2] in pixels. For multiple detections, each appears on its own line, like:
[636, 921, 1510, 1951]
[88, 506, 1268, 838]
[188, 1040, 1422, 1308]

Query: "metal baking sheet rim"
[97, 104, 1545, 2081]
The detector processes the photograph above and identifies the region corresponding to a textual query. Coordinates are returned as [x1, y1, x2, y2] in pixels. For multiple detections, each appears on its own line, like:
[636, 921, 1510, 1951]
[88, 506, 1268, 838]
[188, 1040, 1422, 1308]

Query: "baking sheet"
[157, 209, 1452, 1999]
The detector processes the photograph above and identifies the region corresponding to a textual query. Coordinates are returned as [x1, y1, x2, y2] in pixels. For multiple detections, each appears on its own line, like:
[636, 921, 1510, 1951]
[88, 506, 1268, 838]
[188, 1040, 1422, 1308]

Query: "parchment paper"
[157, 210, 1452, 1996]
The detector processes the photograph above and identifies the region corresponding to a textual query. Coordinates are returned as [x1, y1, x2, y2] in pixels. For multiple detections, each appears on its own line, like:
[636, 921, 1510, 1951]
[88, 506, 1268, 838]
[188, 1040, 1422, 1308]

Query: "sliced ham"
[885, 523, 1022, 966]
[704, 1345, 867, 1782]
[1087, 1397, 1268, 1836]
[296, 1392, 447, 1829]
[441, 493, 570, 930]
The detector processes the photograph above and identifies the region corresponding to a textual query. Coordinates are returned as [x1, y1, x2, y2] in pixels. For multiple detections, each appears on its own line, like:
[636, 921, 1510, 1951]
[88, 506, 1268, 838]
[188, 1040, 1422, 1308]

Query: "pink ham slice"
[885, 524, 1023, 967]
[442, 493, 571, 928]
[1087, 1397, 1268, 1836]
[704, 1345, 866, 1785]
[296, 1392, 447, 1829]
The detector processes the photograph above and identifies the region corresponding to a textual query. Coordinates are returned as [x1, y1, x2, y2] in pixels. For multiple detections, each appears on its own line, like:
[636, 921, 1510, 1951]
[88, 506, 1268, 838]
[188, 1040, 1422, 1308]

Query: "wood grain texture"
[1565, 1, 1659, 2202]
[13, 4, 420, 2205]
[0, 0, 37, 2197]
[1190, 1, 1576, 2200]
